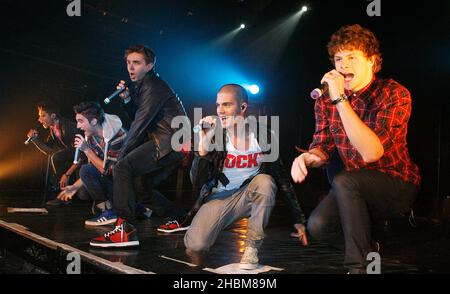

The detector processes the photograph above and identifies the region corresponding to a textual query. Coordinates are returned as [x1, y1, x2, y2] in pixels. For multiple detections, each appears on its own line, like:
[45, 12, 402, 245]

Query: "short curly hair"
[327, 24, 382, 74]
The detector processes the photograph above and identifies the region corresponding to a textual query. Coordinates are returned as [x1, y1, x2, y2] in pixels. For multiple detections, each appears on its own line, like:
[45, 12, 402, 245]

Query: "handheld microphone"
[24, 126, 40, 145]
[193, 123, 213, 134]
[24, 136, 34, 145]
[73, 148, 80, 164]
[310, 72, 348, 99]
[104, 82, 129, 104]
[310, 83, 328, 100]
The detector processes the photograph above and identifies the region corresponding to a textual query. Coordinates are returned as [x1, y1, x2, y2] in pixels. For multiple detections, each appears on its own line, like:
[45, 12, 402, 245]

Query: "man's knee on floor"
[307, 214, 328, 239]
[184, 229, 209, 252]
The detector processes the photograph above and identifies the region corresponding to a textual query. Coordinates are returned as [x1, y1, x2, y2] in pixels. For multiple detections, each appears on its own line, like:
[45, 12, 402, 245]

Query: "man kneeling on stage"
[26, 101, 79, 206]
[89, 45, 187, 248]
[58, 101, 127, 227]
[291, 24, 421, 274]
[184, 84, 308, 270]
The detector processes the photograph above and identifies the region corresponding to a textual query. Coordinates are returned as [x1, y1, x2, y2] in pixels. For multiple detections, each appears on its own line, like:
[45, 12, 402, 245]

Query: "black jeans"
[113, 140, 185, 222]
[46, 147, 76, 199]
[50, 147, 74, 179]
[307, 169, 418, 272]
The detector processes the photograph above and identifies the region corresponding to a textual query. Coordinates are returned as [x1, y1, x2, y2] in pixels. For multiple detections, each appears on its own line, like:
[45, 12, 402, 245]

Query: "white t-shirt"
[216, 132, 263, 192]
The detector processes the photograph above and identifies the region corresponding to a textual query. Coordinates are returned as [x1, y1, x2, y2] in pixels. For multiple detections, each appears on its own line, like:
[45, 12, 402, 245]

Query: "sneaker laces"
[105, 223, 123, 238]
[163, 220, 179, 227]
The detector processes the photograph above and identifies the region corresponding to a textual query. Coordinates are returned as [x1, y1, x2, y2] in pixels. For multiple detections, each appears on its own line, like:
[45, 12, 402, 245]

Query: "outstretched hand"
[291, 223, 309, 246]
[57, 184, 78, 202]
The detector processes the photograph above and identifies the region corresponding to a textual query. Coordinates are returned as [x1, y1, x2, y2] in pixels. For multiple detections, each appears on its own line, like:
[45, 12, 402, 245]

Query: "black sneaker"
[46, 198, 71, 206]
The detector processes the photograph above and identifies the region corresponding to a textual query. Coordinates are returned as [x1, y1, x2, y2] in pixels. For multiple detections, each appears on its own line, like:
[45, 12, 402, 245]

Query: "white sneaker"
[239, 247, 259, 270]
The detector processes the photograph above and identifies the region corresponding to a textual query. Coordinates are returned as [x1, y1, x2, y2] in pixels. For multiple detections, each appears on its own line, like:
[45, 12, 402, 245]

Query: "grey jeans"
[184, 174, 277, 252]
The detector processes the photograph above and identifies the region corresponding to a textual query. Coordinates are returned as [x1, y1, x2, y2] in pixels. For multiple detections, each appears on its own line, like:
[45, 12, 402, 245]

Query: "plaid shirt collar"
[345, 76, 376, 103]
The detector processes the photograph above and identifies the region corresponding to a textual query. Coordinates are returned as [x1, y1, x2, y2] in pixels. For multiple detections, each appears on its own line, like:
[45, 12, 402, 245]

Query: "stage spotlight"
[246, 84, 260, 95]
[247, 5, 309, 69]
[240, 23, 246, 29]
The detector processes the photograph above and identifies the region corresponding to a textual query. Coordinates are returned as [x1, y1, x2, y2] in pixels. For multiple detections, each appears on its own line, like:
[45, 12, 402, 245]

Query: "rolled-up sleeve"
[373, 85, 412, 152]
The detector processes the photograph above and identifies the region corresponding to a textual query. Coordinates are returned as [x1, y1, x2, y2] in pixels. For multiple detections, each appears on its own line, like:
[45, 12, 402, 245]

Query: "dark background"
[0, 0, 448, 217]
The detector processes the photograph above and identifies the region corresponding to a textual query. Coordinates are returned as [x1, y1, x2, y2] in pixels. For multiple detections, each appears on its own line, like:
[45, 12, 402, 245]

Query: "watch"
[331, 94, 348, 105]
[65, 173, 71, 177]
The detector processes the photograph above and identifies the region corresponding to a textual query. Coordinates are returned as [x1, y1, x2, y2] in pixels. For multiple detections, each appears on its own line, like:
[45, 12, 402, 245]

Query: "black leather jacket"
[120, 70, 186, 159]
[189, 124, 306, 225]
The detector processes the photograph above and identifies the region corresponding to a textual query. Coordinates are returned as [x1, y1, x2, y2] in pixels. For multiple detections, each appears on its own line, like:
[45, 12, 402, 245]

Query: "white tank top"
[216, 132, 263, 192]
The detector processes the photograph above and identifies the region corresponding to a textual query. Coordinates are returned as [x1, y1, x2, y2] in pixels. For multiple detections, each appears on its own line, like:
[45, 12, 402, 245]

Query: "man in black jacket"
[184, 84, 308, 269]
[26, 101, 79, 205]
[90, 45, 187, 248]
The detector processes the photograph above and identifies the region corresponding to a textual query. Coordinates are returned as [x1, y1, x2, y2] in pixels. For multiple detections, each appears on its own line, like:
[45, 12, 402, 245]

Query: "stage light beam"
[240, 23, 246, 30]
[246, 6, 309, 68]
[245, 84, 260, 95]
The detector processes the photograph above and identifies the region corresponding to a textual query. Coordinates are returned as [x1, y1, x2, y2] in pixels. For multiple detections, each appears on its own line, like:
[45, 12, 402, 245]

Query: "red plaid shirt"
[309, 77, 421, 186]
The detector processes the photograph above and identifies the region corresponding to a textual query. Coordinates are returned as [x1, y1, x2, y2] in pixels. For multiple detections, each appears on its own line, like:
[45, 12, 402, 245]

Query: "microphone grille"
[310, 88, 322, 100]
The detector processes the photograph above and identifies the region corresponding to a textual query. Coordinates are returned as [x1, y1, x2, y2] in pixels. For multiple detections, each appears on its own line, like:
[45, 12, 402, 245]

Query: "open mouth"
[343, 73, 354, 82]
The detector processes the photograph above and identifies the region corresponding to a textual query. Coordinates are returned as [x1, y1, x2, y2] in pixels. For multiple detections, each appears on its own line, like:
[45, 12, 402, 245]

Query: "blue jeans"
[79, 164, 113, 203]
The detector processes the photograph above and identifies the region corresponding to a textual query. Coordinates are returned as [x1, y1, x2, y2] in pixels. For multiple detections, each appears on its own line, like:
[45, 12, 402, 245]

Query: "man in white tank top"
[184, 84, 293, 270]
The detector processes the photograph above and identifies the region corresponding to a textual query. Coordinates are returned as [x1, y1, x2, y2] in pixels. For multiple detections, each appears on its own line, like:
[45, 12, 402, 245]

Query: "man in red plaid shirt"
[291, 24, 421, 274]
